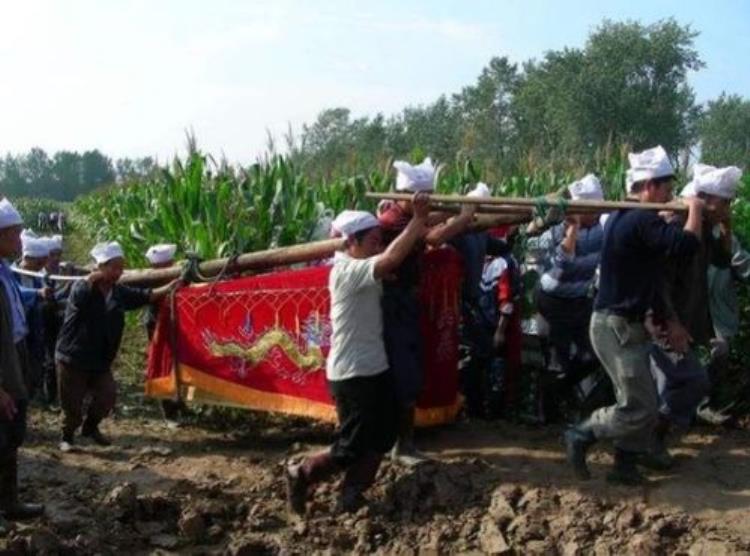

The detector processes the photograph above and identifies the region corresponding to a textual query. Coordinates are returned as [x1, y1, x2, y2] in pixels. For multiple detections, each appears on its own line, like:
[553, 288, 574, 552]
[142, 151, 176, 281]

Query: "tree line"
[0, 149, 158, 202]
[289, 19, 750, 181]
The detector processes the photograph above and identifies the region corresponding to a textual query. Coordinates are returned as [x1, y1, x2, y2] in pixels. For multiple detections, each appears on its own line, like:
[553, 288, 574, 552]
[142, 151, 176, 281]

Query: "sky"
[1, 0, 748, 164]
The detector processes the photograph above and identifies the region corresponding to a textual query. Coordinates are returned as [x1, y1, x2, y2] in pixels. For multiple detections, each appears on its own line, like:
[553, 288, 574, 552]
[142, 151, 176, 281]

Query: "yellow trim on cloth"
[145, 363, 461, 427]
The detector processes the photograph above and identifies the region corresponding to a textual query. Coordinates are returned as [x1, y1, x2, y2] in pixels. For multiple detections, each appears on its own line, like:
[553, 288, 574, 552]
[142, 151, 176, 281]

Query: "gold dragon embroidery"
[207, 328, 325, 371]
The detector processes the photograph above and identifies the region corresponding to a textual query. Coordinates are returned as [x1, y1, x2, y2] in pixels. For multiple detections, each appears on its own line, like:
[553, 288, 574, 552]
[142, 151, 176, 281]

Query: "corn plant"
[73, 144, 644, 265]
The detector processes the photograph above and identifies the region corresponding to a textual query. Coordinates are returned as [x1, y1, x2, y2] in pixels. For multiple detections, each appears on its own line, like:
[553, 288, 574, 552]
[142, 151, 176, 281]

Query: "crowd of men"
[0, 144, 746, 523]
[287, 146, 746, 512]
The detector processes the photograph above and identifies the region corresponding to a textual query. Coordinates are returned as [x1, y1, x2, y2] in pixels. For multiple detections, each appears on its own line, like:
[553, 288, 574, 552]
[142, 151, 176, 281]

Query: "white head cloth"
[692, 164, 742, 200]
[627, 146, 674, 189]
[467, 182, 491, 198]
[20, 229, 38, 241]
[48, 235, 63, 252]
[332, 210, 379, 239]
[0, 198, 23, 229]
[567, 174, 604, 201]
[146, 243, 177, 265]
[91, 241, 125, 265]
[22, 236, 50, 258]
[394, 158, 436, 192]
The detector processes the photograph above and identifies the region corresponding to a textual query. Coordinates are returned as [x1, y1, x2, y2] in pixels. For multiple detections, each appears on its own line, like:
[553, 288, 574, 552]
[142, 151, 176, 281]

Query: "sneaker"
[391, 444, 429, 467]
[81, 426, 111, 446]
[59, 440, 75, 453]
[696, 405, 731, 426]
[59, 432, 76, 453]
[285, 464, 308, 516]
[163, 419, 181, 430]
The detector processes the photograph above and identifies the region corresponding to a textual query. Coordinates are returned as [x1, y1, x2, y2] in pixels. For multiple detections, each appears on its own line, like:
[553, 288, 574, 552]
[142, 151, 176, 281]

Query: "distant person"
[645, 164, 741, 469]
[476, 227, 523, 419]
[13, 233, 52, 398]
[450, 184, 512, 419]
[41, 235, 68, 406]
[55, 242, 180, 452]
[535, 175, 605, 422]
[56, 213, 65, 233]
[0, 198, 45, 527]
[144, 243, 186, 427]
[699, 231, 750, 424]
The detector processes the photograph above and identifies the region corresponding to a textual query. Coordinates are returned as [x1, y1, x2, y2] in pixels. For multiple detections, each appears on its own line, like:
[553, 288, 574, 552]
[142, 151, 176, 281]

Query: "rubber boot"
[286, 451, 339, 516]
[563, 426, 596, 480]
[81, 419, 111, 446]
[391, 405, 428, 467]
[639, 418, 674, 471]
[337, 452, 382, 514]
[607, 449, 647, 486]
[0, 452, 44, 520]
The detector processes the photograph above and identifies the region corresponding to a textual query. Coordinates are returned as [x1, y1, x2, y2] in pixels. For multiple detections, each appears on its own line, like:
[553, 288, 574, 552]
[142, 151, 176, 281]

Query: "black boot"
[337, 452, 382, 513]
[286, 451, 339, 516]
[81, 420, 111, 446]
[607, 449, 647, 486]
[564, 426, 596, 480]
[391, 405, 428, 466]
[638, 418, 674, 471]
[0, 452, 44, 521]
[285, 464, 309, 516]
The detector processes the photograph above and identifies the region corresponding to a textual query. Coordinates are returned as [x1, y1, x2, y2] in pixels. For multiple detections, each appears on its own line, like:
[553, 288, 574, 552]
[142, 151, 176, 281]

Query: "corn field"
[72, 141, 750, 267]
[72, 143, 638, 266]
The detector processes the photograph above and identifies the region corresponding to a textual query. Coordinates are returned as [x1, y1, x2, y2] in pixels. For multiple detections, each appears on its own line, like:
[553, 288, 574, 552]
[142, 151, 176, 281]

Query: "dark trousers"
[301, 370, 398, 495]
[382, 289, 423, 406]
[57, 363, 116, 436]
[0, 400, 27, 457]
[459, 303, 499, 417]
[537, 290, 596, 376]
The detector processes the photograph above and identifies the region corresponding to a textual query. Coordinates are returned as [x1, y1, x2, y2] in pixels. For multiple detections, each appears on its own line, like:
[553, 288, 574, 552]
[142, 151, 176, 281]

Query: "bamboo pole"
[115, 212, 528, 287]
[366, 192, 689, 213]
[117, 238, 346, 286]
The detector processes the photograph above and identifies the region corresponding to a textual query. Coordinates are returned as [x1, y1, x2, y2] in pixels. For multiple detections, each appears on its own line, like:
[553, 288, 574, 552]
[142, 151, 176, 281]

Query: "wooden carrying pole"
[366, 191, 689, 213]
[116, 212, 527, 287]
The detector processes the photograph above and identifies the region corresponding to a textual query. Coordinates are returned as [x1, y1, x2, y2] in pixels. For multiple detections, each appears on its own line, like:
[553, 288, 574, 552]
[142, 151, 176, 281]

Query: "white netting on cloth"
[176, 282, 333, 386]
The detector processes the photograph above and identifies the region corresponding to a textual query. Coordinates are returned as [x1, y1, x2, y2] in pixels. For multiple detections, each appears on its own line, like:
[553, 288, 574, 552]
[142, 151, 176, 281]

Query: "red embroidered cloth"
[146, 248, 463, 426]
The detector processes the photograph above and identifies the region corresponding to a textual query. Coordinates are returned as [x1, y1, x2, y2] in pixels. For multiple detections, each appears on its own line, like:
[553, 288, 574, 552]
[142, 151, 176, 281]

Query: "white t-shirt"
[326, 252, 388, 381]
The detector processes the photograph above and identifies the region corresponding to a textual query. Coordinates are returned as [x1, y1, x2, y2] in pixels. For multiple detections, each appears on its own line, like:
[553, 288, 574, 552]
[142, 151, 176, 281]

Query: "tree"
[699, 93, 750, 168]
[453, 57, 520, 167]
[52, 151, 82, 200]
[22, 148, 53, 197]
[513, 19, 703, 161]
[80, 150, 115, 194]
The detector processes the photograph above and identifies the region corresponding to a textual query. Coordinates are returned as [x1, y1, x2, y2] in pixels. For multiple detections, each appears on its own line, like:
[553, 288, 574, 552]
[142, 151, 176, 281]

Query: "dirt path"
[3, 404, 749, 555]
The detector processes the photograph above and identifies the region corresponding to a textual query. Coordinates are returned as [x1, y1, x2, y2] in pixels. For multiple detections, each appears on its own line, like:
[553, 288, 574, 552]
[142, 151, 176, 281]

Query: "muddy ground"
[3, 384, 750, 556]
[3, 319, 750, 555]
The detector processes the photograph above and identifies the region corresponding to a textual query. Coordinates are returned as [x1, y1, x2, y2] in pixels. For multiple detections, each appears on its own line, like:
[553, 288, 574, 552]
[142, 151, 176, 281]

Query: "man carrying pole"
[0, 199, 44, 530]
[564, 146, 704, 486]
[377, 158, 475, 465]
[645, 164, 741, 468]
[286, 193, 430, 515]
[535, 174, 606, 422]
